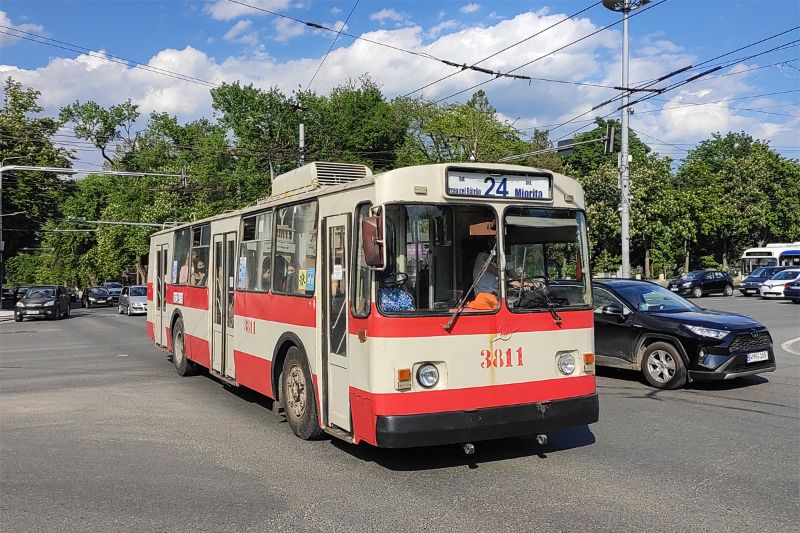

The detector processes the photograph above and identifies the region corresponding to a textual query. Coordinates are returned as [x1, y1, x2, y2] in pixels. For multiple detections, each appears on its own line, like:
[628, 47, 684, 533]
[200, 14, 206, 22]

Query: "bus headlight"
[416, 363, 439, 388]
[556, 351, 576, 375]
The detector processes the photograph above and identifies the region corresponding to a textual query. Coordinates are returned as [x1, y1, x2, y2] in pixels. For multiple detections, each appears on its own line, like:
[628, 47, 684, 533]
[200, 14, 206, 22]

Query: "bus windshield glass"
[379, 203, 497, 314]
[504, 208, 591, 311]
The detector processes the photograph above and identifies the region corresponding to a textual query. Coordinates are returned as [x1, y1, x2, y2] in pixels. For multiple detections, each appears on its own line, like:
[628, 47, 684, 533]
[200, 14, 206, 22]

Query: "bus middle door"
[323, 214, 351, 432]
[212, 232, 237, 380]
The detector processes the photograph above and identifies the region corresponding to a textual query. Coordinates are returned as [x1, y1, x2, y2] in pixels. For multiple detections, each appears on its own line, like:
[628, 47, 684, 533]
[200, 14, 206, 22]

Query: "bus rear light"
[396, 368, 412, 390]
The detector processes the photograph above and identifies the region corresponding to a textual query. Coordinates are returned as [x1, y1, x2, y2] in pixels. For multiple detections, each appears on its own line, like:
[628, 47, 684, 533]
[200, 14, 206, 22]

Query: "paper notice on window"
[306, 267, 315, 291]
[172, 261, 178, 284]
[333, 264, 343, 280]
[237, 257, 247, 289]
[297, 269, 307, 291]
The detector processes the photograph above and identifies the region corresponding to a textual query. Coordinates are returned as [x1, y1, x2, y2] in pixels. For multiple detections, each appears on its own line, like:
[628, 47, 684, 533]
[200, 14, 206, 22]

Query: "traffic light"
[604, 124, 616, 154]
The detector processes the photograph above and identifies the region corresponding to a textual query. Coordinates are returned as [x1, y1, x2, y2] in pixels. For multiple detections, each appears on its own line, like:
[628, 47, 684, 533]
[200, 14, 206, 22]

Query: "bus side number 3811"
[481, 347, 524, 368]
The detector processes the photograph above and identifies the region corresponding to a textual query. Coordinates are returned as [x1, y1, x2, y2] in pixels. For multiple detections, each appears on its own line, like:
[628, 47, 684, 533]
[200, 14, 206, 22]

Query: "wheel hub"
[286, 364, 306, 419]
[647, 350, 675, 383]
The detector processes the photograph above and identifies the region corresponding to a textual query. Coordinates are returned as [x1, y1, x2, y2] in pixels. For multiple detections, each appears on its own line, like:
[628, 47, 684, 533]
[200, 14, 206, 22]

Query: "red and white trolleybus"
[147, 161, 599, 448]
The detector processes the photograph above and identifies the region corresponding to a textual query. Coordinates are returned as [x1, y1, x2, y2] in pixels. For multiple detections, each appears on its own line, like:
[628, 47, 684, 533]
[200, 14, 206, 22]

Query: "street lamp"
[603, 0, 649, 278]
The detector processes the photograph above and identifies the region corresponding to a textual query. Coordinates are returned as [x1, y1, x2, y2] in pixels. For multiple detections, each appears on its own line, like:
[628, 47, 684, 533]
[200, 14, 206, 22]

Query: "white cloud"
[223, 20, 260, 45]
[330, 6, 342, 16]
[204, 0, 291, 21]
[427, 20, 459, 40]
[272, 17, 306, 42]
[459, 3, 481, 14]
[0, 11, 44, 45]
[370, 8, 409, 26]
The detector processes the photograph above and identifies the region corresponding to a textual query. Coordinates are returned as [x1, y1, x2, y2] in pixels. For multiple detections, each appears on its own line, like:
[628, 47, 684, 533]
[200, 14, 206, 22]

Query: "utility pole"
[604, 0, 648, 278]
[299, 123, 305, 167]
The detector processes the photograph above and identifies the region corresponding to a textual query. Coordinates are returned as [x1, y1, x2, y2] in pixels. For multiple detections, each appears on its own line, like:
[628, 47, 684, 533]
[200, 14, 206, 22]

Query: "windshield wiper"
[524, 281, 563, 325]
[443, 247, 496, 332]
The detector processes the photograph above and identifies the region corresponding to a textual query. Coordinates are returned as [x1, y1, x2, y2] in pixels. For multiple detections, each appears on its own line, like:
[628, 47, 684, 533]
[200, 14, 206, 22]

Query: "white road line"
[781, 337, 800, 356]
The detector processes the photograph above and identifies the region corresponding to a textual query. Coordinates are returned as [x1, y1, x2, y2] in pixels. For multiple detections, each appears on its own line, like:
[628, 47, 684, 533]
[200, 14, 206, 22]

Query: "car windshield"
[130, 286, 147, 297]
[504, 208, 591, 311]
[104, 283, 122, 289]
[680, 271, 704, 280]
[750, 268, 769, 277]
[89, 288, 110, 296]
[772, 270, 800, 280]
[25, 288, 55, 299]
[614, 283, 700, 313]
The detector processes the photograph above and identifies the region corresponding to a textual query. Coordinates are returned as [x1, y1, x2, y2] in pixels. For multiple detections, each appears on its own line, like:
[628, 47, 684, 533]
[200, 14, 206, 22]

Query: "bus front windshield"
[504, 208, 591, 311]
[378, 204, 591, 314]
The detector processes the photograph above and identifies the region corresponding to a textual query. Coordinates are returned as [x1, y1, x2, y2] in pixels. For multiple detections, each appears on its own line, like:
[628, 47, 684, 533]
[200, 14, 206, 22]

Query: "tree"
[562, 118, 649, 178]
[59, 99, 139, 165]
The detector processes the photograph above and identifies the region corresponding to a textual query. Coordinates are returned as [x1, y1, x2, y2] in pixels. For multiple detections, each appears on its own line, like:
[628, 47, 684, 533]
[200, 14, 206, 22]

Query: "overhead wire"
[305, 0, 359, 91]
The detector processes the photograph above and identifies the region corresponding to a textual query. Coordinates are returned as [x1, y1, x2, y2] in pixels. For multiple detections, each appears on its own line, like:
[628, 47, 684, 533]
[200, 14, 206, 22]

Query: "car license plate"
[670, 287, 678, 292]
[746, 351, 768, 363]
[746, 289, 756, 294]
[28, 310, 41, 315]
[97, 299, 106, 303]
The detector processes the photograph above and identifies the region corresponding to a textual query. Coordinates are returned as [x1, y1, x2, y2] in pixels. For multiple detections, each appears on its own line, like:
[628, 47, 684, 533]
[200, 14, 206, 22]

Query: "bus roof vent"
[269, 161, 372, 198]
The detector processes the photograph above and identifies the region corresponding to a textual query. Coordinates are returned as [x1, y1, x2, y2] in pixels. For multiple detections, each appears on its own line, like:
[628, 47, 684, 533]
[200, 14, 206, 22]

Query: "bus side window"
[352, 203, 372, 317]
[274, 201, 317, 297]
[238, 211, 273, 292]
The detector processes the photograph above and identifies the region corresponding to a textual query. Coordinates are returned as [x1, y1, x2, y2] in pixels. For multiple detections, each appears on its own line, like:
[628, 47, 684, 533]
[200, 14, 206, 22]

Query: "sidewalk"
[0, 309, 14, 322]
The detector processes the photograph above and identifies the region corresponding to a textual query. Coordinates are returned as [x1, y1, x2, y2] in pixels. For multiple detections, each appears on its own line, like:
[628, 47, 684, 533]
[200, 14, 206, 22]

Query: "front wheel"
[171, 318, 197, 376]
[641, 342, 687, 389]
[723, 285, 734, 296]
[281, 347, 323, 440]
[14, 313, 22, 322]
[64, 305, 70, 318]
[792, 299, 800, 304]
[118, 304, 124, 315]
[692, 286, 702, 298]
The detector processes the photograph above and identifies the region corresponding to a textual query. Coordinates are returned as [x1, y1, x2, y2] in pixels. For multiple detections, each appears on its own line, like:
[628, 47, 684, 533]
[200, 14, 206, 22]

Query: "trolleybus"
[146, 162, 598, 448]
[740, 242, 800, 274]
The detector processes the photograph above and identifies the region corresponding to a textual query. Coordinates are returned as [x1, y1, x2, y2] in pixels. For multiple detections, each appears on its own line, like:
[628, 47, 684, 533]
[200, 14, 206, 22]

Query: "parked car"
[760, 269, 800, 298]
[593, 279, 776, 389]
[2, 286, 17, 309]
[14, 285, 71, 321]
[82, 286, 113, 308]
[784, 278, 800, 303]
[118, 285, 148, 316]
[667, 269, 735, 298]
[101, 281, 123, 303]
[738, 266, 789, 296]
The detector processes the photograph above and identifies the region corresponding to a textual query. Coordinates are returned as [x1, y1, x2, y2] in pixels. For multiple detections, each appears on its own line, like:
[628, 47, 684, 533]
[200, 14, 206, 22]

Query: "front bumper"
[738, 284, 761, 295]
[783, 288, 800, 300]
[759, 288, 784, 298]
[668, 286, 693, 295]
[16, 307, 58, 318]
[689, 349, 776, 381]
[374, 393, 599, 448]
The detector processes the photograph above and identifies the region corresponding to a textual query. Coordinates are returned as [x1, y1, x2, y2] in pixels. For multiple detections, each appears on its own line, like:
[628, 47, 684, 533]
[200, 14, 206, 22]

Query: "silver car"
[118, 285, 148, 316]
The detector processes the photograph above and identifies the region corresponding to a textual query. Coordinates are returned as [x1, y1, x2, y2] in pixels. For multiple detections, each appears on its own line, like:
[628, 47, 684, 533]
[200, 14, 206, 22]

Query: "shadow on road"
[331, 425, 596, 471]
[596, 365, 771, 391]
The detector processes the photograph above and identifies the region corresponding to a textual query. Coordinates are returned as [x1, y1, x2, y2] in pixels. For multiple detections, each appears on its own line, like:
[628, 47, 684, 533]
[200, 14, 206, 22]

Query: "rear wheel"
[692, 286, 702, 298]
[793, 299, 800, 304]
[171, 318, 197, 377]
[281, 346, 323, 440]
[641, 342, 687, 389]
[723, 285, 734, 296]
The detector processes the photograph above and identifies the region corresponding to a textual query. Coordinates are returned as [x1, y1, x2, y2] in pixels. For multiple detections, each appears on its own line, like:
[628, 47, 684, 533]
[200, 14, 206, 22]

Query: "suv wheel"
[641, 342, 687, 389]
[692, 286, 702, 298]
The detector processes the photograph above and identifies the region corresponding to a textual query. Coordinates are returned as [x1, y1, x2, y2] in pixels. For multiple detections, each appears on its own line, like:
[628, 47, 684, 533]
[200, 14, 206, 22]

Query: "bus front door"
[154, 243, 168, 347]
[212, 232, 237, 380]
[323, 214, 351, 432]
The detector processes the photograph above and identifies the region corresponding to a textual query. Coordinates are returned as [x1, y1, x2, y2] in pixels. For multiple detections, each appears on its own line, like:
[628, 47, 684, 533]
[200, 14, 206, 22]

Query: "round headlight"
[16, 301, 24, 308]
[416, 363, 439, 389]
[556, 352, 576, 375]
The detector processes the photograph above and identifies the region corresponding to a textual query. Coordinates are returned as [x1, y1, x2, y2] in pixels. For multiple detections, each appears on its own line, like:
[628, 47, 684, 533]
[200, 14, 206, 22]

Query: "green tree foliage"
[59, 99, 139, 165]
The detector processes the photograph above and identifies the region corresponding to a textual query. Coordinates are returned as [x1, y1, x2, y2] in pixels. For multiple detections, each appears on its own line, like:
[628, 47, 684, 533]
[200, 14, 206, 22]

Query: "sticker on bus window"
[172, 261, 178, 284]
[332, 264, 343, 280]
[297, 269, 307, 291]
[237, 257, 247, 289]
[306, 267, 315, 291]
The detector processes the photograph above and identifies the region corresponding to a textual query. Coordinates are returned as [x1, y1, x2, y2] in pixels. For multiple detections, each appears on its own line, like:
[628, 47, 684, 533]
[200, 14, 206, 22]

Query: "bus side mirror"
[361, 215, 385, 269]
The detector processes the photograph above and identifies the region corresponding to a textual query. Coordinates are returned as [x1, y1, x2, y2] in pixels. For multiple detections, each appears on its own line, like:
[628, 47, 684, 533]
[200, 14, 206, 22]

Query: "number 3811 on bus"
[481, 347, 524, 368]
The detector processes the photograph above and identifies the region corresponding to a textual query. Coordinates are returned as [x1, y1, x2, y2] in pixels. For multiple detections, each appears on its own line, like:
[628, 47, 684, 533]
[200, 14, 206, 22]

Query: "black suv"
[593, 279, 775, 389]
[738, 266, 788, 296]
[14, 286, 71, 321]
[667, 269, 734, 298]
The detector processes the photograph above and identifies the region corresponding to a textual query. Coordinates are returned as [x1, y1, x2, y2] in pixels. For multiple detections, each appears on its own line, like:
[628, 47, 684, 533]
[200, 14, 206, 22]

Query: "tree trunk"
[722, 238, 729, 270]
[644, 246, 651, 279]
[135, 255, 147, 284]
[684, 239, 690, 273]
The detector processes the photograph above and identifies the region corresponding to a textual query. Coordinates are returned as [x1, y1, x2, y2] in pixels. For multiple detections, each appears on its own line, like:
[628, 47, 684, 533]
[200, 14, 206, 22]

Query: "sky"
[1, 0, 799, 168]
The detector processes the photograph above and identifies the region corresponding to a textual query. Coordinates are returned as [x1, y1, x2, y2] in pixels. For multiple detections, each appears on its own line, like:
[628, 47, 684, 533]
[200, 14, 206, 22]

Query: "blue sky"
[1, 0, 799, 164]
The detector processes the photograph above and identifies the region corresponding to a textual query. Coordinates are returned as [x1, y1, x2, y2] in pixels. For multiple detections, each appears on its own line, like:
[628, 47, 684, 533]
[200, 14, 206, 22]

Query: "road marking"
[781, 337, 800, 356]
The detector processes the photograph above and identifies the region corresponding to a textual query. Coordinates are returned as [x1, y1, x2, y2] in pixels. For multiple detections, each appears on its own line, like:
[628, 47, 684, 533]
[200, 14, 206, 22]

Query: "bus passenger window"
[352, 203, 372, 317]
[274, 201, 317, 296]
[238, 211, 273, 292]
[174, 228, 191, 284]
[190, 224, 210, 287]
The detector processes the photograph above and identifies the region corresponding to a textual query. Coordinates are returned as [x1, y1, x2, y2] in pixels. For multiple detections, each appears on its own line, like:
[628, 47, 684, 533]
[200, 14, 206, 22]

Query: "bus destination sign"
[446, 170, 551, 200]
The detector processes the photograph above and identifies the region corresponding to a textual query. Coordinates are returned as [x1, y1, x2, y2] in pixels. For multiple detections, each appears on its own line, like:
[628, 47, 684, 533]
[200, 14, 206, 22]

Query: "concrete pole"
[619, 1, 631, 278]
[299, 123, 305, 167]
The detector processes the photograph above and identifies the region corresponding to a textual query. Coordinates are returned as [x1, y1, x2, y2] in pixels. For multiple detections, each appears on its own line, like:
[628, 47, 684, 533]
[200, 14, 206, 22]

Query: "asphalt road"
[1, 296, 798, 533]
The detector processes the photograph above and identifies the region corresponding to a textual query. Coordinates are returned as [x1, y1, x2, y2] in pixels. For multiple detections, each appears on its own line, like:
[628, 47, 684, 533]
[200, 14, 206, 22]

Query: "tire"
[126, 305, 131, 316]
[118, 304, 124, 315]
[692, 286, 702, 298]
[14, 313, 22, 322]
[53, 307, 61, 320]
[65, 305, 71, 318]
[792, 299, 800, 304]
[171, 318, 197, 376]
[281, 346, 323, 440]
[723, 285, 734, 296]
[641, 341, 687, 389]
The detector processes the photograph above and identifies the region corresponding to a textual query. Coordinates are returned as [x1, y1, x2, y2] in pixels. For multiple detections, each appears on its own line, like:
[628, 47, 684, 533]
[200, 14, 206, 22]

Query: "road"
[1, 296, 798, 532]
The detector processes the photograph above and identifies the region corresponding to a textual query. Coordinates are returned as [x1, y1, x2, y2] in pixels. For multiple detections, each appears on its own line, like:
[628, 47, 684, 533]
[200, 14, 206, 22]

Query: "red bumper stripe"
[233, 350, 273, 397]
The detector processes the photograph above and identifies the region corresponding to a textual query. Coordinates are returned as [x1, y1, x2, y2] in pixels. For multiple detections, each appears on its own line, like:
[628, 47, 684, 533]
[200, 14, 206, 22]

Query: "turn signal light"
[583, 352, 595, 372]
[396, 368, 412, 390]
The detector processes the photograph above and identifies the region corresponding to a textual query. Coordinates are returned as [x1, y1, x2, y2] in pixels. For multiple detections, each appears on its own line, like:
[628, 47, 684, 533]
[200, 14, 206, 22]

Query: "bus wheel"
[171, 318, 197, 377]
[281, 347, 323, 440]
